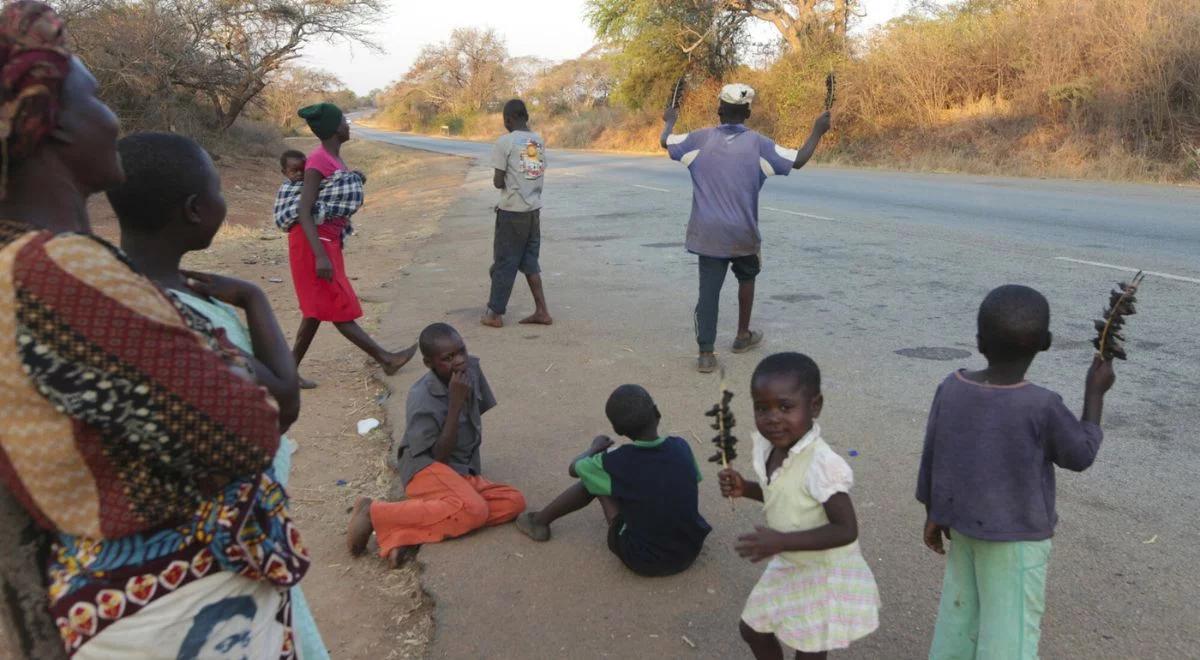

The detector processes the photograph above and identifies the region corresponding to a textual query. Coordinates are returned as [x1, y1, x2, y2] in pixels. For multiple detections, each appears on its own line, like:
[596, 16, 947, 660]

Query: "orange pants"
[370, 461, 525, 556]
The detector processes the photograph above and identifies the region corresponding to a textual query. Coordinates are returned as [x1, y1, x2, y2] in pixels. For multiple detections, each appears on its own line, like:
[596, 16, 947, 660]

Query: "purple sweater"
[916, 370, 1103, 541]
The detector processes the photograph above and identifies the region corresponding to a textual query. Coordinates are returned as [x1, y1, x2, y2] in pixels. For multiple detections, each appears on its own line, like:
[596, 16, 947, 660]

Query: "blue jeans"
[694, 254, 760, 352]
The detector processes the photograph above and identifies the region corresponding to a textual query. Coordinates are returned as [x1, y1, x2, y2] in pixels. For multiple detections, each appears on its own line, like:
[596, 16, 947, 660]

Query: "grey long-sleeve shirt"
[916, 370, 1103, 542]
[396, 358, 497, 489]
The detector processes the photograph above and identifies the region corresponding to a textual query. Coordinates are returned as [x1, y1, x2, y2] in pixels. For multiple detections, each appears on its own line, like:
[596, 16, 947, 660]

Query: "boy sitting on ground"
[347, 323, 526, 567]
[516, 385, 711, 577]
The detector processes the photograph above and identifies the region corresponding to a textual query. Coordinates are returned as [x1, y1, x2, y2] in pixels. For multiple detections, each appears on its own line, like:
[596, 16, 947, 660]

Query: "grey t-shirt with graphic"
[492, 129, 545, 212]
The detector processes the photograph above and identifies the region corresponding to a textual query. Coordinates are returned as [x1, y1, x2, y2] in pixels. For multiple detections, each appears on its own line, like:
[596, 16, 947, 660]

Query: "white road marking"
[557, 171, 581, 177]
[763, 206, 835, 221]
[632, 184, 670, 193]
[1054, 257, 1200, 285]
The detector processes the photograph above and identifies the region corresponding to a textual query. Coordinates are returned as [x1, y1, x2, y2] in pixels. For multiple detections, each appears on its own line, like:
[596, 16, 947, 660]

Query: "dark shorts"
[727, 253, 761, 282]
[606, 515, 697, 578]
[494, 208, 541, 275]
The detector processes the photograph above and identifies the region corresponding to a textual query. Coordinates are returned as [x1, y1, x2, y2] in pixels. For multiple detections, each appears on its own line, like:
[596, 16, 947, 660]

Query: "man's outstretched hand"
[813, 111, 832, 135]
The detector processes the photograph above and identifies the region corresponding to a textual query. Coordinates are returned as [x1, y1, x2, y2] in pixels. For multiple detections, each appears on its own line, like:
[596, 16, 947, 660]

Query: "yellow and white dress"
[741, 423, 881, 652]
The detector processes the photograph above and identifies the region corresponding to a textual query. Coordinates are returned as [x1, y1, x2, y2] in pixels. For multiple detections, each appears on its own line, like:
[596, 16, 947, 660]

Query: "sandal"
[731, 330, 763, 354]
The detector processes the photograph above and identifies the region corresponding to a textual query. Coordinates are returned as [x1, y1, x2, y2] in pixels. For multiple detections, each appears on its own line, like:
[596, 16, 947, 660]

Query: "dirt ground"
[90, 139, 468, 659]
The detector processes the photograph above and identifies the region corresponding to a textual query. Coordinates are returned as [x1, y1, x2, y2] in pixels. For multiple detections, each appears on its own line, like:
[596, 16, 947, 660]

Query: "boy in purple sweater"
[917, 284, 1115, 659]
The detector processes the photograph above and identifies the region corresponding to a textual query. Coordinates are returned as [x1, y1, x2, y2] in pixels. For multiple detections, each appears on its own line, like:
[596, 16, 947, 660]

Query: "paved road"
[356, 127, 1200, 274]
[357, 125, 1200, 659]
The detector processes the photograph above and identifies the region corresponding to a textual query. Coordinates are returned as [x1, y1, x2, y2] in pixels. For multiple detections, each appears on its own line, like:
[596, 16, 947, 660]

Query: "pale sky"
[301, 0, 918, 95]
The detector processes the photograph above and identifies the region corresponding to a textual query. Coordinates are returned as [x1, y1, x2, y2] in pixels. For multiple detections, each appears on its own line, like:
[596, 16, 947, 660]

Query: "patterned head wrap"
[0, 1, 70, 198]
[298, 102, 344, 140]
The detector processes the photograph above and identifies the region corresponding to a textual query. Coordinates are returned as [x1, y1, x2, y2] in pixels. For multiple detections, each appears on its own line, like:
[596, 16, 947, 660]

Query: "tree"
[260, 66, 354, 133]
[530, 49, 616, 114]
[587, 0, 747, 108]
[402, 27, 512, 114]
[63, 0, 383, 131]
[173, 0, 383, 129]
[509, 55, 554, 97]
[725, 1, 864, 50]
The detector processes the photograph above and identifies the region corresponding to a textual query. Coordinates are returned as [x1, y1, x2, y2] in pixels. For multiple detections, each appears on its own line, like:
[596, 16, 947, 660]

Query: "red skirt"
[288, 219, 363, 322]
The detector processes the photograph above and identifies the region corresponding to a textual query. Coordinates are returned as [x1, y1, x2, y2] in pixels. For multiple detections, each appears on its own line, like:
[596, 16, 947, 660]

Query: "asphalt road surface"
[357, 124, 1200, 659]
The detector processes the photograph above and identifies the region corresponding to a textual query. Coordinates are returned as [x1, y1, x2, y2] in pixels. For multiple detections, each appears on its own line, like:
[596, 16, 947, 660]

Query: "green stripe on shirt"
[574, 453, 612, 496]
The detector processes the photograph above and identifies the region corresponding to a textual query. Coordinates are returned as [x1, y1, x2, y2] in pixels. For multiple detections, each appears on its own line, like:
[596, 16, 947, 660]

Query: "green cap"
[297, 102, 344, 139]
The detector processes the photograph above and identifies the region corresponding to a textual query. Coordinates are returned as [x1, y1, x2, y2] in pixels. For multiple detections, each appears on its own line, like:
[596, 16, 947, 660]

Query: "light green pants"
[929, 531, 1051, 660]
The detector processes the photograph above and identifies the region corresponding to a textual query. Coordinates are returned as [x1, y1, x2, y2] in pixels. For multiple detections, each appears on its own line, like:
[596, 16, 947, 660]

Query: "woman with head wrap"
[0, 3, 310, 658]
[288, 102, 416, 388]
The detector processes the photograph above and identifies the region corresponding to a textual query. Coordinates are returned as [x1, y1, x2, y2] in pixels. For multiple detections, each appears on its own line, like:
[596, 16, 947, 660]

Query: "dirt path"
[93, 140, 469, 659]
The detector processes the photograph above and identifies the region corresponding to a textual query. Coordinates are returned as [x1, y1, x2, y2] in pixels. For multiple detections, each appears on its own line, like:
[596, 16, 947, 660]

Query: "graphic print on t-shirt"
[520, 139, 545, 179]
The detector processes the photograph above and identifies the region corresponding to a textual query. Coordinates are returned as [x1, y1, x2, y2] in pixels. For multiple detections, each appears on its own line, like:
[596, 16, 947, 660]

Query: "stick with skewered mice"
[706, 368, 738, 507]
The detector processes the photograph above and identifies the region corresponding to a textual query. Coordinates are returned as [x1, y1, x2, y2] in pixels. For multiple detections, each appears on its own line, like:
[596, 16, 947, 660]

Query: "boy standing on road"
[917, 285, 1115, 658]
[482, 99, 553, 328]
[661, 84, 830, 373]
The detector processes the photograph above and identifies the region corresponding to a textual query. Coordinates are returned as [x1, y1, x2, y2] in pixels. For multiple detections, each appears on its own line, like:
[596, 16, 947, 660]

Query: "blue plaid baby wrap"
[272, 170, 365, 238]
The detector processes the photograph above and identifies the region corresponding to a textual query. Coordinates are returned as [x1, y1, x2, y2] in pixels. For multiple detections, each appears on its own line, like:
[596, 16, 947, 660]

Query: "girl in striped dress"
[719, 353, 880, 659]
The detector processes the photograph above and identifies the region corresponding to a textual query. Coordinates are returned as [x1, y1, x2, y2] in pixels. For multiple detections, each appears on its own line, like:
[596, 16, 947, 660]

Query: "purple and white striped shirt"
[667, 124, 796, 258]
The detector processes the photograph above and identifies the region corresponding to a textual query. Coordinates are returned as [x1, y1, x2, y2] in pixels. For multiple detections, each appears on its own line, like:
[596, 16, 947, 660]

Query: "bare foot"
[387, 545, 419, 569]
[298, 376, 318, 389]
[518, 311, 553, 325]
[346, 497, 374, 556]
[481, 310, 503, 328]
[381, 344, 417, 376]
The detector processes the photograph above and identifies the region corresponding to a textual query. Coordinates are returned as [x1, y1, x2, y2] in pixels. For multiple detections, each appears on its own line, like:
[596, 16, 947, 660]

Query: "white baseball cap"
[719, 83, 755, 105]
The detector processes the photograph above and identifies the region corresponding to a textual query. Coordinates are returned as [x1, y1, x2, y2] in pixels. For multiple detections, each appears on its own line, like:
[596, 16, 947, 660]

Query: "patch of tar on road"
[771, 293, 825, 303]
[571, 235, 621, 242]
[895, 347, 973, 360]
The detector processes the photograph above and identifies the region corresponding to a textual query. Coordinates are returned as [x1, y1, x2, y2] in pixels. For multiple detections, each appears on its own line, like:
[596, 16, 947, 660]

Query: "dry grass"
[818, 0, 1200, 181]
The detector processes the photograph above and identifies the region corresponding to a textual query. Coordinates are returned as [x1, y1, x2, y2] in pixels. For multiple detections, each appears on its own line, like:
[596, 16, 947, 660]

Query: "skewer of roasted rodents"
[1092, 271, 1145, 360]
[706, 388, 737, 463]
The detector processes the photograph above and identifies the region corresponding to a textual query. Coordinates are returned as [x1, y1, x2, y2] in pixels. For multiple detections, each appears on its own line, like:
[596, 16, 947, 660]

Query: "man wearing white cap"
[661, 83, 831, 373]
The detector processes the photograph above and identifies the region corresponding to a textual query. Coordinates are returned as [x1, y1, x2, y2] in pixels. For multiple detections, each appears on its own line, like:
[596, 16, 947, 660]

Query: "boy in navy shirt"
[516, 385, 711, 577]
[661, 83, 830, 373]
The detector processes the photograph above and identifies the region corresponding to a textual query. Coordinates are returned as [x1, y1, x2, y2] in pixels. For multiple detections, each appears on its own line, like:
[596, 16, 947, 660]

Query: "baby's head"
[605, 384, 661, 441]
[751, 352, 823, 450]
[419, 323, 468, 383]
[280, 149, 306, 183]
[107, 132, 226, 253]
[976, 285, 1052, 363]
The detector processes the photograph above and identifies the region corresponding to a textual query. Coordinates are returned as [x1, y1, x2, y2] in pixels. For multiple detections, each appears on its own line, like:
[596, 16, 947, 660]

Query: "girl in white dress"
[720, 352, 880, 659]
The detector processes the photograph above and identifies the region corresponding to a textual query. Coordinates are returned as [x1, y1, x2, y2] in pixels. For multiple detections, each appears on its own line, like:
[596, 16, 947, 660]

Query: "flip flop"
[731, 330, 764, 354]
